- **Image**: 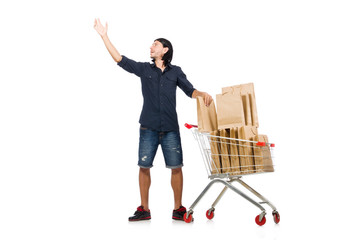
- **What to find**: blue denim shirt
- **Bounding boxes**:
[117,56,196,131]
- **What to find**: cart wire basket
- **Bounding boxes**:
[183,123,280,225]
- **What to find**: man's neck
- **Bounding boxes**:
[155,59,166,72]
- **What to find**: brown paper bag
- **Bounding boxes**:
[222,83,259,127]
[253,135,274,172]
[237,127,248,174]
[229,128,241,175]
[210,130,222,175]
[252,135,264,173]
[219,129,231,173]
[216,92,245,129]
[197,96,218,132]
[238,126,258,174]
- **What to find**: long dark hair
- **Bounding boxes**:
[153,38,173,66]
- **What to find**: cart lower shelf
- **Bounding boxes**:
[183,177,280,226]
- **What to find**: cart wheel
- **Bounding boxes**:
[272,211,280,224]
[255,215,266,226]
[183,212,193,223]
[206,209,214,220]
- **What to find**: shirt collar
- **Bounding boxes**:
[151,62,173,70]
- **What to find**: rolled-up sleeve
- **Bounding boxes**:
[177,68,196,98]
[117,56,146,77]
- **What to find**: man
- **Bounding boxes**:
[94,18,212,221]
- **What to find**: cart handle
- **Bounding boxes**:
[257,142,275,148]
[184,123,198,129]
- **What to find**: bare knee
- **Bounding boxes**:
[140,168,150,175]
[171,168,182,175]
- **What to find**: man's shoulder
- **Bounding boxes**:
[169,64,183,72]
[121,56,151,66]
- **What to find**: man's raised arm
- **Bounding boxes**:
[94,18,122,63]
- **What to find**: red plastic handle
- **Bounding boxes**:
[256,142,266,147]
[184,123,198,129]
[257,142,275,147]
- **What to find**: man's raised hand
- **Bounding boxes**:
[94,18,108,38]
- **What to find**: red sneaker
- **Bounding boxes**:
[129,206,151,221]
[172,206,186,220]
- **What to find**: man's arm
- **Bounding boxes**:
[192,90,213,107]
[176,68,213,107]
[94,18,122,63]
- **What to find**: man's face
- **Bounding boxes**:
[150,41,168,60]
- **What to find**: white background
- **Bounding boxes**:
[1,0,361,239]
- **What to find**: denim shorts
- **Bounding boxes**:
[138,126,183,169]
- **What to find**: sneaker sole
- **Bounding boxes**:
[129,217,151,221]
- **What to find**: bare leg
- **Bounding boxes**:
[171,168,183,210]
[139,168,151,211]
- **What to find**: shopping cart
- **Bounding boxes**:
[183,123,280,226]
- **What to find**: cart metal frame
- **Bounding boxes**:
[183,124,280,225]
